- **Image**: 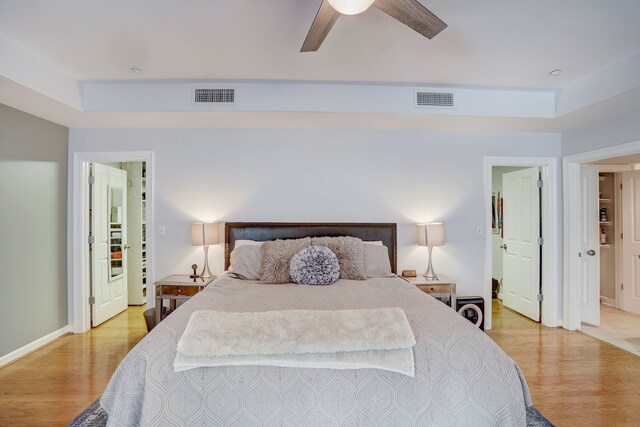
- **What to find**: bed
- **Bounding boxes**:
[101,222,532,426]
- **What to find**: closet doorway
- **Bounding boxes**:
[88,162,147,327]
[70,151,154,333]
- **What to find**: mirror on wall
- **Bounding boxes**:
[109,187,124,280]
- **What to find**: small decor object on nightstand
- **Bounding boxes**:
[191,222,219,278]
[190,264,198,280]
[416,222,445,280]
[401,269,417,278]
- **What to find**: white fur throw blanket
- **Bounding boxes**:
[174,308,416,376]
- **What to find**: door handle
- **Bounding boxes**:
[500,244,507,250]
[586,249,596,256]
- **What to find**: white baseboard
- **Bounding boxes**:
[600,296,616,307]
[0,325,71,368]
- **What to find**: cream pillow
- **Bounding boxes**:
[311,236,367,280]
[363,244,393,277]
[260,238,311,284]
[234,239,264,247]
[229,244,262,280]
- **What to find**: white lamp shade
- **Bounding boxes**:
[191,222,219,246]
[327,0,376,15]
[417,223,445,247]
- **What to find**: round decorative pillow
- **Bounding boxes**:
[289,245,340,285]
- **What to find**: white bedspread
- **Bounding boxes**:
[174,308,416,376]
[102,275,532,426]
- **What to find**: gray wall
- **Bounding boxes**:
[0,104,68,357]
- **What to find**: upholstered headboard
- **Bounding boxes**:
[225,222,397,273]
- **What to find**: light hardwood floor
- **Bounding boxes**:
[1,302,639,426]
[487,300,640,426]
[0,306,147,427]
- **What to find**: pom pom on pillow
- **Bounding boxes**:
[290,245,340,285]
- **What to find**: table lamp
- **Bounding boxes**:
[417,223,445,280]
[191,222,219,278]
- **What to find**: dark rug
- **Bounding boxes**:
[69,399,554,426]
[526,405,555,426]
[68,399,108,427]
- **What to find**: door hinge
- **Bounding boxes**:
[621,283,624,290]
[536,180,543,188]
[620,183,623,190]
[537,237,544,245]
[88,175,95,185]
[537,293,544,302]
[89,296,95,305]
[88,235,95,244]
[621,233,623,240]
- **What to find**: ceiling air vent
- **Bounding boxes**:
[415,91,454,108]
[193,88,235,104]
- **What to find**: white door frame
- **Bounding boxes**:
[68,151,155,333]
[563,139,640,330]
[484,156,560,330]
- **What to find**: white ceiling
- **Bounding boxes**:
[1,0,639,129]
[1,0,639,88]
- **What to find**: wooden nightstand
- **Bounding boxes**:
[407,275,456,306]
[154,275,215,324]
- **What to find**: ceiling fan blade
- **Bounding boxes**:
[301,0,341,52]
[374,0,447,39]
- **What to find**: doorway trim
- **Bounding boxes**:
[563,139,640,330]
[69,151,155,333]
[484,156,560,330]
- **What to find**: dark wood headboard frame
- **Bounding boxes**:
[225,222,397,273]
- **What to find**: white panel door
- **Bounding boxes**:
[502,167,541,321]
[622,170,640,315]
[580,165,600,326]
[91,163,128,327]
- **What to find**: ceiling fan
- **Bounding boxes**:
[301,0,447,52]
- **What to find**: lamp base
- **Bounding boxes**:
[423,245,438,281]
[199,245,214,278]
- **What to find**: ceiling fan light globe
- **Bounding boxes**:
[327,0,376,15]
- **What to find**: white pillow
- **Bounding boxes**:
[229,245,262,280]
[234,239,264,247]
[363,244,393,277]
[364,240,383,246]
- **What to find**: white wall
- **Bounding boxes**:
[69,128,560,299]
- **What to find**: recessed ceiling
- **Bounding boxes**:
[595,153,640,165]
[1,0,639,88]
